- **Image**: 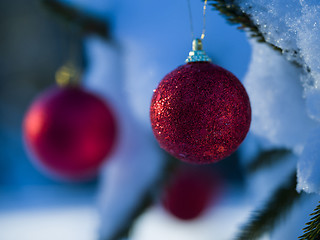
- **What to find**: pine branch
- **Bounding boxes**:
[209,0,282,53]
[246,149,292,174]
[299,201,320,240]
[42,0,111,39]
[209,0,305,69]
[108,191,154,240]
[235,171,301,240]
[105,154,180,240]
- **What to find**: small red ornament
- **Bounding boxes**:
[162,165,223,220]
[23,86,117,180]
[150,39,251,164]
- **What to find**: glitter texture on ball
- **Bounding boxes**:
[23,86,117,180]
[150,62,251,164]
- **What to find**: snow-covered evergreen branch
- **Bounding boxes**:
[209,0,281,52]
[210,0,304,69]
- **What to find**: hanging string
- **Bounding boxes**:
[201,0,208,40]
[55,27,82,86]
[186,0,208,40]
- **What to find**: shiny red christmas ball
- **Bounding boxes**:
[23,86,117,180]
[150,62,251,164]
[162,165,223,220]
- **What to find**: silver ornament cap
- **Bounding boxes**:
[185,38,211,63]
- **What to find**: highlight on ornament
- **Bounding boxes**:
[150,39,251,164]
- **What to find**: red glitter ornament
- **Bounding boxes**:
[23,86,117,180]
[150,39,251,164]
[162,165,223,220]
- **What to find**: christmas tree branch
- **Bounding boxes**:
[108,191,154,240]
[106,155,180,240]
[299,201,320,240]
[235,171,301,240]
[209,0,304,69]
[209,0,281,53]
[42,0,111,39]
[246,149,292,174]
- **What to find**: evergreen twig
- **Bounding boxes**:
[108,191,153,240]
[235,171,301,240]
[42,0,111,39]
[105,154,180,240]
[299,201,320,240]
[209,0,281,53]
[209,0,305,69]
[247,149,292,174]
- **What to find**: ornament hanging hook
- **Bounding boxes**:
[185,0,211,63]
[55,26,82,87]
[187,0,208,40]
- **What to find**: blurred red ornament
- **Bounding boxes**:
[150,61,251,164]
[162,165,223,220]
[23,86,117,181]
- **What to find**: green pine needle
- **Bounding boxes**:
[209,0,281,52]
[235,171,301,240]
[299,202,320,240]
[247,149,292,174]
[209,0,305,69]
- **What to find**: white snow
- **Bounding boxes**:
[236,0,320,195]
[297,127,320,193]
[244,40,316,152]
[0,206,98,240]
[305,89,320,121]
[0,187,98,240]
[295,4,320,90]
[237,0,320,120]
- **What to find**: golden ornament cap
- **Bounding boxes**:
[185,38,211,63]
